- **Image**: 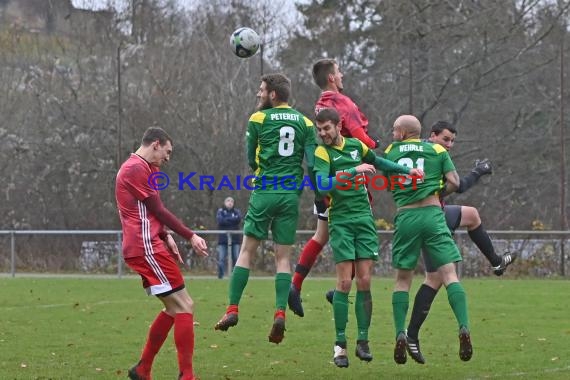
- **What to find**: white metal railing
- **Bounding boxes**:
[0,229,569,278]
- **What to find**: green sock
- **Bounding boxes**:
[446,282,469,329]
[333,290,349,343]
[228,266,249,305]
[392,291,409,339]
[355,290,372,341]
[275,272,292,310]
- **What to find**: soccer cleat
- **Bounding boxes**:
[493,250,518,276]
[325,289,335,304]
[458,326,473,361]
[406,336,425,364]
[333,344,349,368]
[128,361,150,380]
[268,316,286,344]
[288,285,304,317]
[214,312,238,331]
[393,332,407,364]
[355,340,373,362]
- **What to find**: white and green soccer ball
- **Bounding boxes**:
[230,27,261,58]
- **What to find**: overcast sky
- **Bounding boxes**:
[72,0,127,11]
[71,0,301,12]
[71,0,192,11]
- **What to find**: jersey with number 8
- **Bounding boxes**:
[246,105,315,193]
[384,139,456,207]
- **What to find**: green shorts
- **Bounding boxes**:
[243,191,300,245]
[329,215,379,263]
[392,206,461,270]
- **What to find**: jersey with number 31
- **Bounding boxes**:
[246,105,315,193]
[384,138,455,207]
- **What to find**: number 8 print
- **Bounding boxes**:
[278,126,295,156]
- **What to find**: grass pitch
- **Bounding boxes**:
[0,276,569,379]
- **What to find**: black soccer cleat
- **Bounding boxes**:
[214,312,238,331]
[288,285,304,317]
[493,250,518,276]
[393,332,407,364]
[325,289,335,304]
[406,335,425,364]
[127,361,148,380]
[268,316,286,344]
[355,340,373,362]
[459,326,473,361]
[333,344,349,368]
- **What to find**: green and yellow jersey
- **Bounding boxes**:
[246,105,316,193]
[384,139,455,207]
[314,137,410,221]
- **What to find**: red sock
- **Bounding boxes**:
[174,313,195,380]
[274,309,286,319]
[226,304,238,314]
[139,311,174,375]
[292,239,324,291]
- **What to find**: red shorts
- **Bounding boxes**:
[125,251,185,296]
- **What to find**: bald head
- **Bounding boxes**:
[393,115,421,140]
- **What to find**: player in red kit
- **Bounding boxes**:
[288,58,380,317]
[116,127,208,380]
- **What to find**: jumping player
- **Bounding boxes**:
[288,58,380,317]
[383,115,473,365]
[214,73,316,344]
[313,108,422,367]
[405,121,517,364]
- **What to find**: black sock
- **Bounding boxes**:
[294,264,310,276]
[468,224,501,266]
[335,341,347,349]
[407,284,438,340]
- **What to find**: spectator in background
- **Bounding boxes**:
[216,197,242,279]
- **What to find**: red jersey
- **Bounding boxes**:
[115,154,167,258]
[315,91,377,149]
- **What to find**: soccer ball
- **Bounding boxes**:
[230,27,261,58]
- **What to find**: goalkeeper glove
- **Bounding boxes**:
[314,197,330,214]
[369,134,381,149]
[472,158,493,177]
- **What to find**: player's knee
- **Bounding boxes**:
[176,297,194,314]
[424,272,443,290]
[163,290,194,314]
[461,206,481,229]
[336,278,352,293]
[355,275,371,290]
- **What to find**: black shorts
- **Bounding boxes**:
[422,205,462,272]
[443,205,462,232]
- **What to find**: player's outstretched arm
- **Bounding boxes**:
[314,164,375,197]
[361,148,414,175]
[456,158,493,193]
